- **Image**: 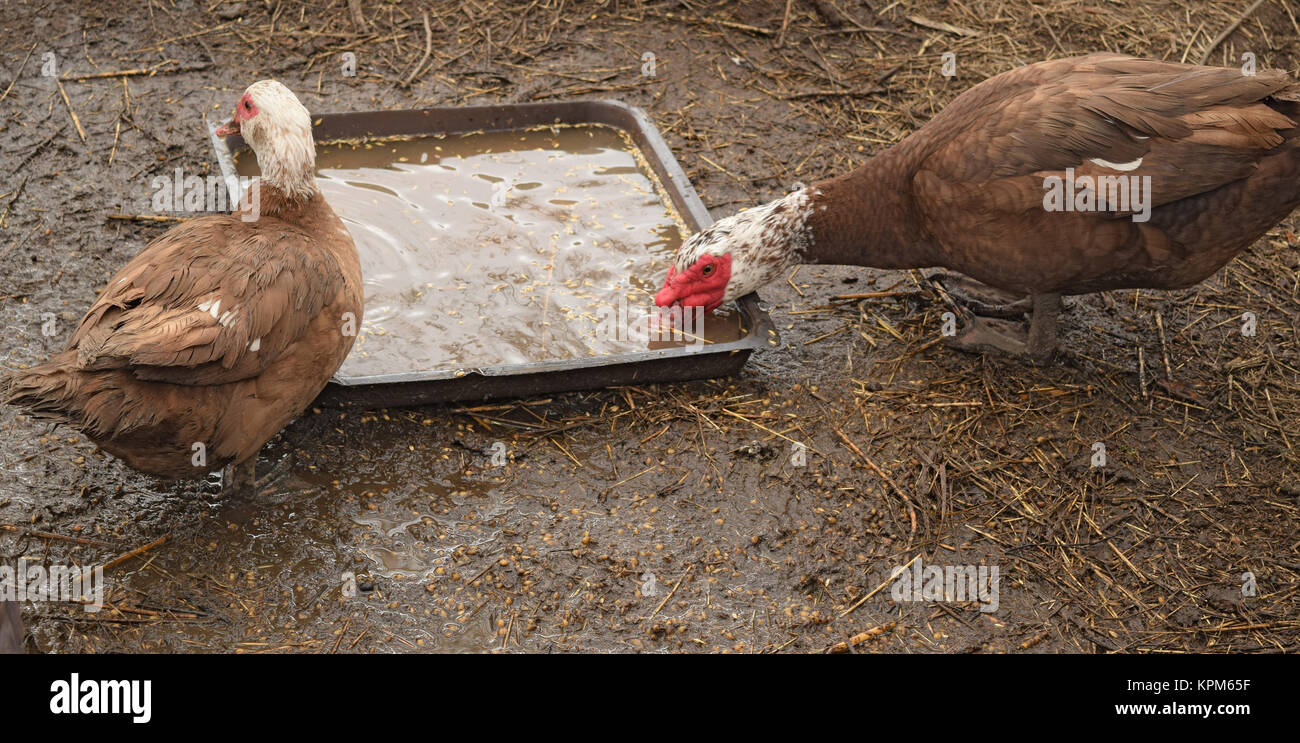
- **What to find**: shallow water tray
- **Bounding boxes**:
[209,99,775,408]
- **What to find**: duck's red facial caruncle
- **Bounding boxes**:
[654,253,732,313]
[216,93,259,137]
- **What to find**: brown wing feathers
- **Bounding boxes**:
[71,219,343,386]
[1,196,360,478]
[923,54,1298,209]
[983,58,1293,180]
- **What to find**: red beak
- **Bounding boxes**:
[215,117,240,137]
[654,266,679,307]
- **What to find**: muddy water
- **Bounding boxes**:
[84,433,527,653]
[235,125,745,378]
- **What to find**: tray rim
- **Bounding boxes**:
[207,98,777,390]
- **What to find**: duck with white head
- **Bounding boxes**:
[656,53,1300,364]
[216,80,317,206]
[3,80,363,492]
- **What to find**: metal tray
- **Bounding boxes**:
[208,99,776,408]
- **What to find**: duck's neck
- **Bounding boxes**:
[248,133,317,214]
[796,146,935,270]
[238,181,321,219]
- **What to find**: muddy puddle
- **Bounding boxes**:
[95,431,539,653]
[235,125,746,378]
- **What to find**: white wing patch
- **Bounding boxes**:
[199,297,239,327]
[1089,157,1144,172]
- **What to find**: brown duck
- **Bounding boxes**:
[3,81,363,483]
[656,53,1300,363]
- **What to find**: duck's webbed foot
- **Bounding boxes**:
[219,451,298,497]
[943,293,1061,365]
[927,271,1033,318]
[219,459,256,498]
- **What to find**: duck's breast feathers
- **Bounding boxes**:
[71,215,354,386]
[913,53,1299,201]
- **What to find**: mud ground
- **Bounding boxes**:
[1,1,1298,653]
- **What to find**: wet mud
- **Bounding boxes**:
[1,1,1298,654]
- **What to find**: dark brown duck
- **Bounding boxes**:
[656,53,1300,362]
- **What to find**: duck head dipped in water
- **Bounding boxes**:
[657,53,1300,364]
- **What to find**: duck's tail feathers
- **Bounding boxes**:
[2,353,146,439]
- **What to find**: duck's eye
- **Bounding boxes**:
[701,264,715,277]
[244,99,252,110]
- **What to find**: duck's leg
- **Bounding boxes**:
[1025,292,1062,364]
[944,292,1061,365]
